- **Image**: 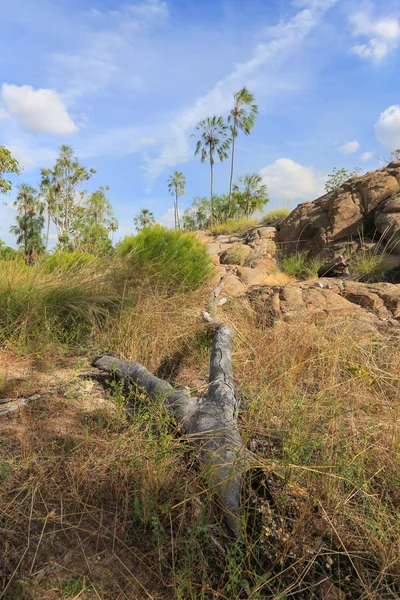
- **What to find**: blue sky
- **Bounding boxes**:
[1,0,400,246]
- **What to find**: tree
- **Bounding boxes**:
[73,186,118,254]
[9,184,45,264]
[167,171,186,229]
[227,87,258,214]
[40,145,96,249]
[182,197,211,231]
[0,146,21,198]
[134,208,155,231]
[192,116,230,224]
[233,173,269,218]
[325,167,362,193]
[390,149,400,161]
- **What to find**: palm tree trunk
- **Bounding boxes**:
[228,126,236,217]
[45,211,50,251]
[210,150,214,226]
[175,190,178,229]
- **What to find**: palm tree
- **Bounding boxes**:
[192,116,230,224]
[10,184,45,263]
[167,171,186,229]
[233,173,269,219]
[228,88,258,214]
[134,208,155,231]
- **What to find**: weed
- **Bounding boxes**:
[279,250,322,280]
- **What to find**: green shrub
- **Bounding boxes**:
[261,209,290,227]
[208,218,258,237]
[117,225,214,291]
[40,251,97,274]
[279,251,322,280]
[0,246,23,261]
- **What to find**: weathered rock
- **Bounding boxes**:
[248,279,400,329]
[236,266,273,287]
[277,161,400,257]
[318,256,349,278]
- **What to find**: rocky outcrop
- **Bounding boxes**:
[277,161,400,257]
[248,279,400,330]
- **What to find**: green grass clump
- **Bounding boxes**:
[220,244,249,265]
[279,250,322,280]
[40,251,97,274]
[0,259,117,352]
[208,218,258,236]
[349,251,386,282]
[117,225,214,291]
[261,209,290,226]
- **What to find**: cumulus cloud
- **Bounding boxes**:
[339,139,360,154]
[350,12,400,62]
[375,105,400,151]
[1,84,78,135]
[6,145,34,170]
[360,151,374,161]
[259,158,326,202]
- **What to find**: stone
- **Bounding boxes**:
[318,256,349,278]
[277,161,400,257]
[220,244,251,265]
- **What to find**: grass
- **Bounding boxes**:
[208,218,258,237]
[279,250,322,280]
[260,208,290,226]
[0,246,399,598]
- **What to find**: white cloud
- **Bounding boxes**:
[158,207,182,228]
[349,12,400,62]
[375,105,400,151]
[144,0,338,179]
[259,158,326,202]
[360,151,374,161]
[339,139,360,154]
[1,84,78,135]
[0,106,9,121]
[6,145,34,170]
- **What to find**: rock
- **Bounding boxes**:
[318,256,349,278]
[221,272,248,297]
[317,579,346,600]
[375,212,400,254]
[236,266,273,287]
[277,161,400,257]
[248,279,400,329]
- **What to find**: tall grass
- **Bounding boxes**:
[208,218,258,236]
[279,250,322,280]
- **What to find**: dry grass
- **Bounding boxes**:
[0,285,399,599]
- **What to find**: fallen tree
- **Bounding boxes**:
[93,324,253,536]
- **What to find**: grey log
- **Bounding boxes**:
[93,324,252,536]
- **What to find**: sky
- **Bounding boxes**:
[1,0,400,247]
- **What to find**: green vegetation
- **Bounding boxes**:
[228,86,258,209]
[0,145,20,196]
[233,172,269,218]
[117,225,214,291]
[279,250,322,280]
[192,115,231,223]
[208,217,258,236]
[167,170,186,229]
[325,166,362,192]
[261,208,290,226]
[133,207,155,231]
[10,184,45,263]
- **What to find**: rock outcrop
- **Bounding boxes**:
[277,161,400,257]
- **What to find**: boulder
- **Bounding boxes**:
[318,256,349,278]
[277,162,400,257]
[220,244,251,265]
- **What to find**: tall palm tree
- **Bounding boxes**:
[192,116,230,224]
[167,171,186,229]
[10,184,45,263]
[233,173,269,219]
[134,208,155,231]
[228,88,258,214]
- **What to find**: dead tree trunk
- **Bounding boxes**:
[93,324,252,536]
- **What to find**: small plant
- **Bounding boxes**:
[350,250,386,282]
[220,244,249,265]
[279,250,322,280]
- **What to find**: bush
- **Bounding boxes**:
[40,251,97,274]
[261,209,290,227]
[0,246,23,261]
[208,218,258,237]
[279,250,322,280]
[117,225,214,291]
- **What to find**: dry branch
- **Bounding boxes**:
[93,324,252,536]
